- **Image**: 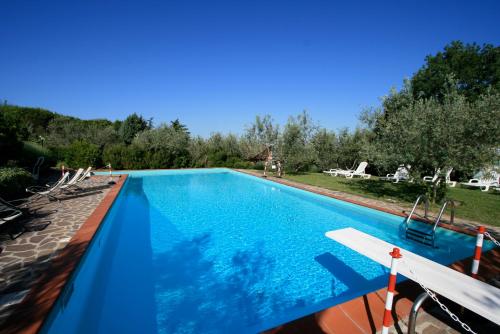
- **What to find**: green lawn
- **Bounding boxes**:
[257,171,499,227]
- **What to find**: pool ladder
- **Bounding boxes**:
[404,195,455,248]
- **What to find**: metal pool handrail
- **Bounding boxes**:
[404,194,429,229]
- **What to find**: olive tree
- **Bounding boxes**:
[282,111,317,173]
[363,79,500,201]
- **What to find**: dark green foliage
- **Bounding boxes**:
[0,111,24,165]
[0,167,34,199]
[171,119,190,135]
[45,116,119,148]
[412,41,500,101]
[120,113,150,144]
[65,140,101,168]
[19,142,55,171]
[0,104,56,140]
[102,144,127,170]
[121,145,146,170]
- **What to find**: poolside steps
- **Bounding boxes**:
[405,226,435,247]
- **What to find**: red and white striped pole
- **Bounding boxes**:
[471,226,485,279]
[382,247,402,334]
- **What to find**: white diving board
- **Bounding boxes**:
[325,227,500,326]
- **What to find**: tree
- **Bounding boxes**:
[170,119,190,135]
[133,123,190,168]
[120,113,150,144]
[411,41,500,101]
[241,115,279,159]
[311,129,337,171]
[363,79,500,201]
[282,111,317,173]
[0,111,24,165]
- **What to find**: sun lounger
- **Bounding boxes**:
[423,167,456,187]
[461,175,499,192]
[78,166,93,181]
[423,168,440,183]
[60,168,84,191]
[337,161,371,179]
[0,197,33,239]
[322,169,342,176]
[26,172,69,202]
[444,167,456,187]
[380,164,412,183]
[0,196,51,239]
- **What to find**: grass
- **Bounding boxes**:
[252,170,499,227]
[22,141,52,158]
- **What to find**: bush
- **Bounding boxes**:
[254,161,265,170]
[102,144,126,170]
[121,145,146,169]
[65,140,101,168]
[19,141,56,171]
[0,167,34,199]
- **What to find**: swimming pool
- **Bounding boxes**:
[42,169,493,333]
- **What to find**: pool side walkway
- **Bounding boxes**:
[0,175,125,333]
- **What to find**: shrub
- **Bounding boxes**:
[0,167,34,199]
[19,141,56,171]
[254,161,265,170]
[121,145,146,170]
[102,144,126,170]
[65,140,101,168]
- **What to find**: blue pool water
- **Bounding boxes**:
[43,169,493,333]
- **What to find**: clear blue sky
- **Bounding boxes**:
[1,1,499,136]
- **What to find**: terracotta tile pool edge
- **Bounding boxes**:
[2,175,128,334]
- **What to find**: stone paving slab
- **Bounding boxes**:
[0,176,113,326]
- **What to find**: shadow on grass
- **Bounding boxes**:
[346,179,426,203]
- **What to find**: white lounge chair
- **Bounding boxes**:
[422,167,456,187]
[423,168,441,183]
[444,167,456,187]
[64,167,93,191]
[0,198,24,239]
[461,174,499,192]
[338,161,371,179]
[60,168,84,191]
[381,164,412,183]
[0,198,23,225]
[323,168,341,176]
[26,172,69,202]
[78,166,93,182]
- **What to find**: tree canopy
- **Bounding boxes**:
[411,41,500,101]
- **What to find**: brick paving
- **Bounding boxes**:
[0,176,114,327]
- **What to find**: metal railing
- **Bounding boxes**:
[433,199,455,232]
[404,194,429,229]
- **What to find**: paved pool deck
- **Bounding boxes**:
[0,175,123,332]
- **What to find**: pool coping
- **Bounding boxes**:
[2,168,496,334]
[2,174,128,334]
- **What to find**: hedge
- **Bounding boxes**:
[0,167,34,200]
